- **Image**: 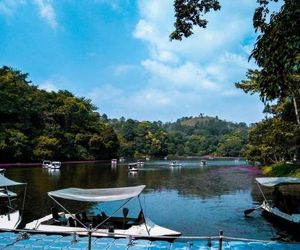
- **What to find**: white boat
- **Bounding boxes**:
[128,163,139,172]
[49,161,61,169]
[200,160,207,166]
[42,160,52,168]
[25,185,181,238]
[169,161,182,167]
[137,160,144,167]
[0,174,27,230]
[246,177,300,233]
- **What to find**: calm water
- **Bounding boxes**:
[3,160,294,240]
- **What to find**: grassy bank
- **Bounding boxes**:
[262,162,300,177]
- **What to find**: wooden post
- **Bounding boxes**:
[88,224,92,250]
[219,230,223,250]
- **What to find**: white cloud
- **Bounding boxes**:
[0,0,25,16]
[129,0,263,123]
[114,64,139,76]
[39,80,59,92]
[34,0,58,29]
[141,60,217,90]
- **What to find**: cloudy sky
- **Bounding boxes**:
[0,0,267,124]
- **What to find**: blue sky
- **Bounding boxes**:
[0,0,269,124]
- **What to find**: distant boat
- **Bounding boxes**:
[42,160,61,169]
[200,160,207,166]
[169,161,182,167]
[111,159,117,164]
[137,160,144,167]
[42,160,52,168]
[49,161,61,169]
[128,163,139,172]
[119,157,125,162]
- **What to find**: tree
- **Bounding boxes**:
[237,1,300,126]
[170,0,221,40]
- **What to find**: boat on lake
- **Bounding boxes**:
[25,185,181,238]
[42,161,61,169]
[169,161,182,167]
[253,177,300,233]
[42,160,52,168]
[50,161,61,169]
[137,160,144,167]
[0,174,27,230]
[128,163,139,172]
[200,160,207,166]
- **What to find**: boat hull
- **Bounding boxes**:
[0,210,21,230]
[25,214,181,239]
[261,202,300,239]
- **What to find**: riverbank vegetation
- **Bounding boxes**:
[0,66,248,162]
[171,0,300,175]
[0,66,119,162]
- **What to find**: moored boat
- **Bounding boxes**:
[25,185,181,238]
[0,174,27,230]
[248,177,300,233]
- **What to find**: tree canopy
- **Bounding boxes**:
[0,66,119,162]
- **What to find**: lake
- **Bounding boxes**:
[3,160,296,240]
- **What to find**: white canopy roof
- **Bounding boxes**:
[48,185,146,202]
[0,174,25,187]
[256,177,300,187]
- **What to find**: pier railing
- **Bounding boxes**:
[0,228,298,250]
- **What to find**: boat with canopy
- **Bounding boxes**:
[245,177,300,233]
[25,185,181,238]
[0,174,27,230]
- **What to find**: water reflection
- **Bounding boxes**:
[3,160,297,240]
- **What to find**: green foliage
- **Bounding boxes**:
[170,0,221,40]
[0,66,119,162]
[263,162,300,177]
[243,118,299,165]
[235,1,300,166]
[111,115,248,158]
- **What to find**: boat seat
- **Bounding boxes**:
[51,207,67,225]
[68,217,75,227]
[75,213,83,227]
[81,211,92,226]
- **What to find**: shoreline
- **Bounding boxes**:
[0,160,108,167]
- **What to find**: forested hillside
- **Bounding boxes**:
[0,66,249,162]
[0,66,119,162]
[110,116,248,158]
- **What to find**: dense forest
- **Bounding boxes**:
[110,116,248,158]
[0,66,119,162]
[0,66,249,162]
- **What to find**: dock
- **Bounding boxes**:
[0,231,300,249]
